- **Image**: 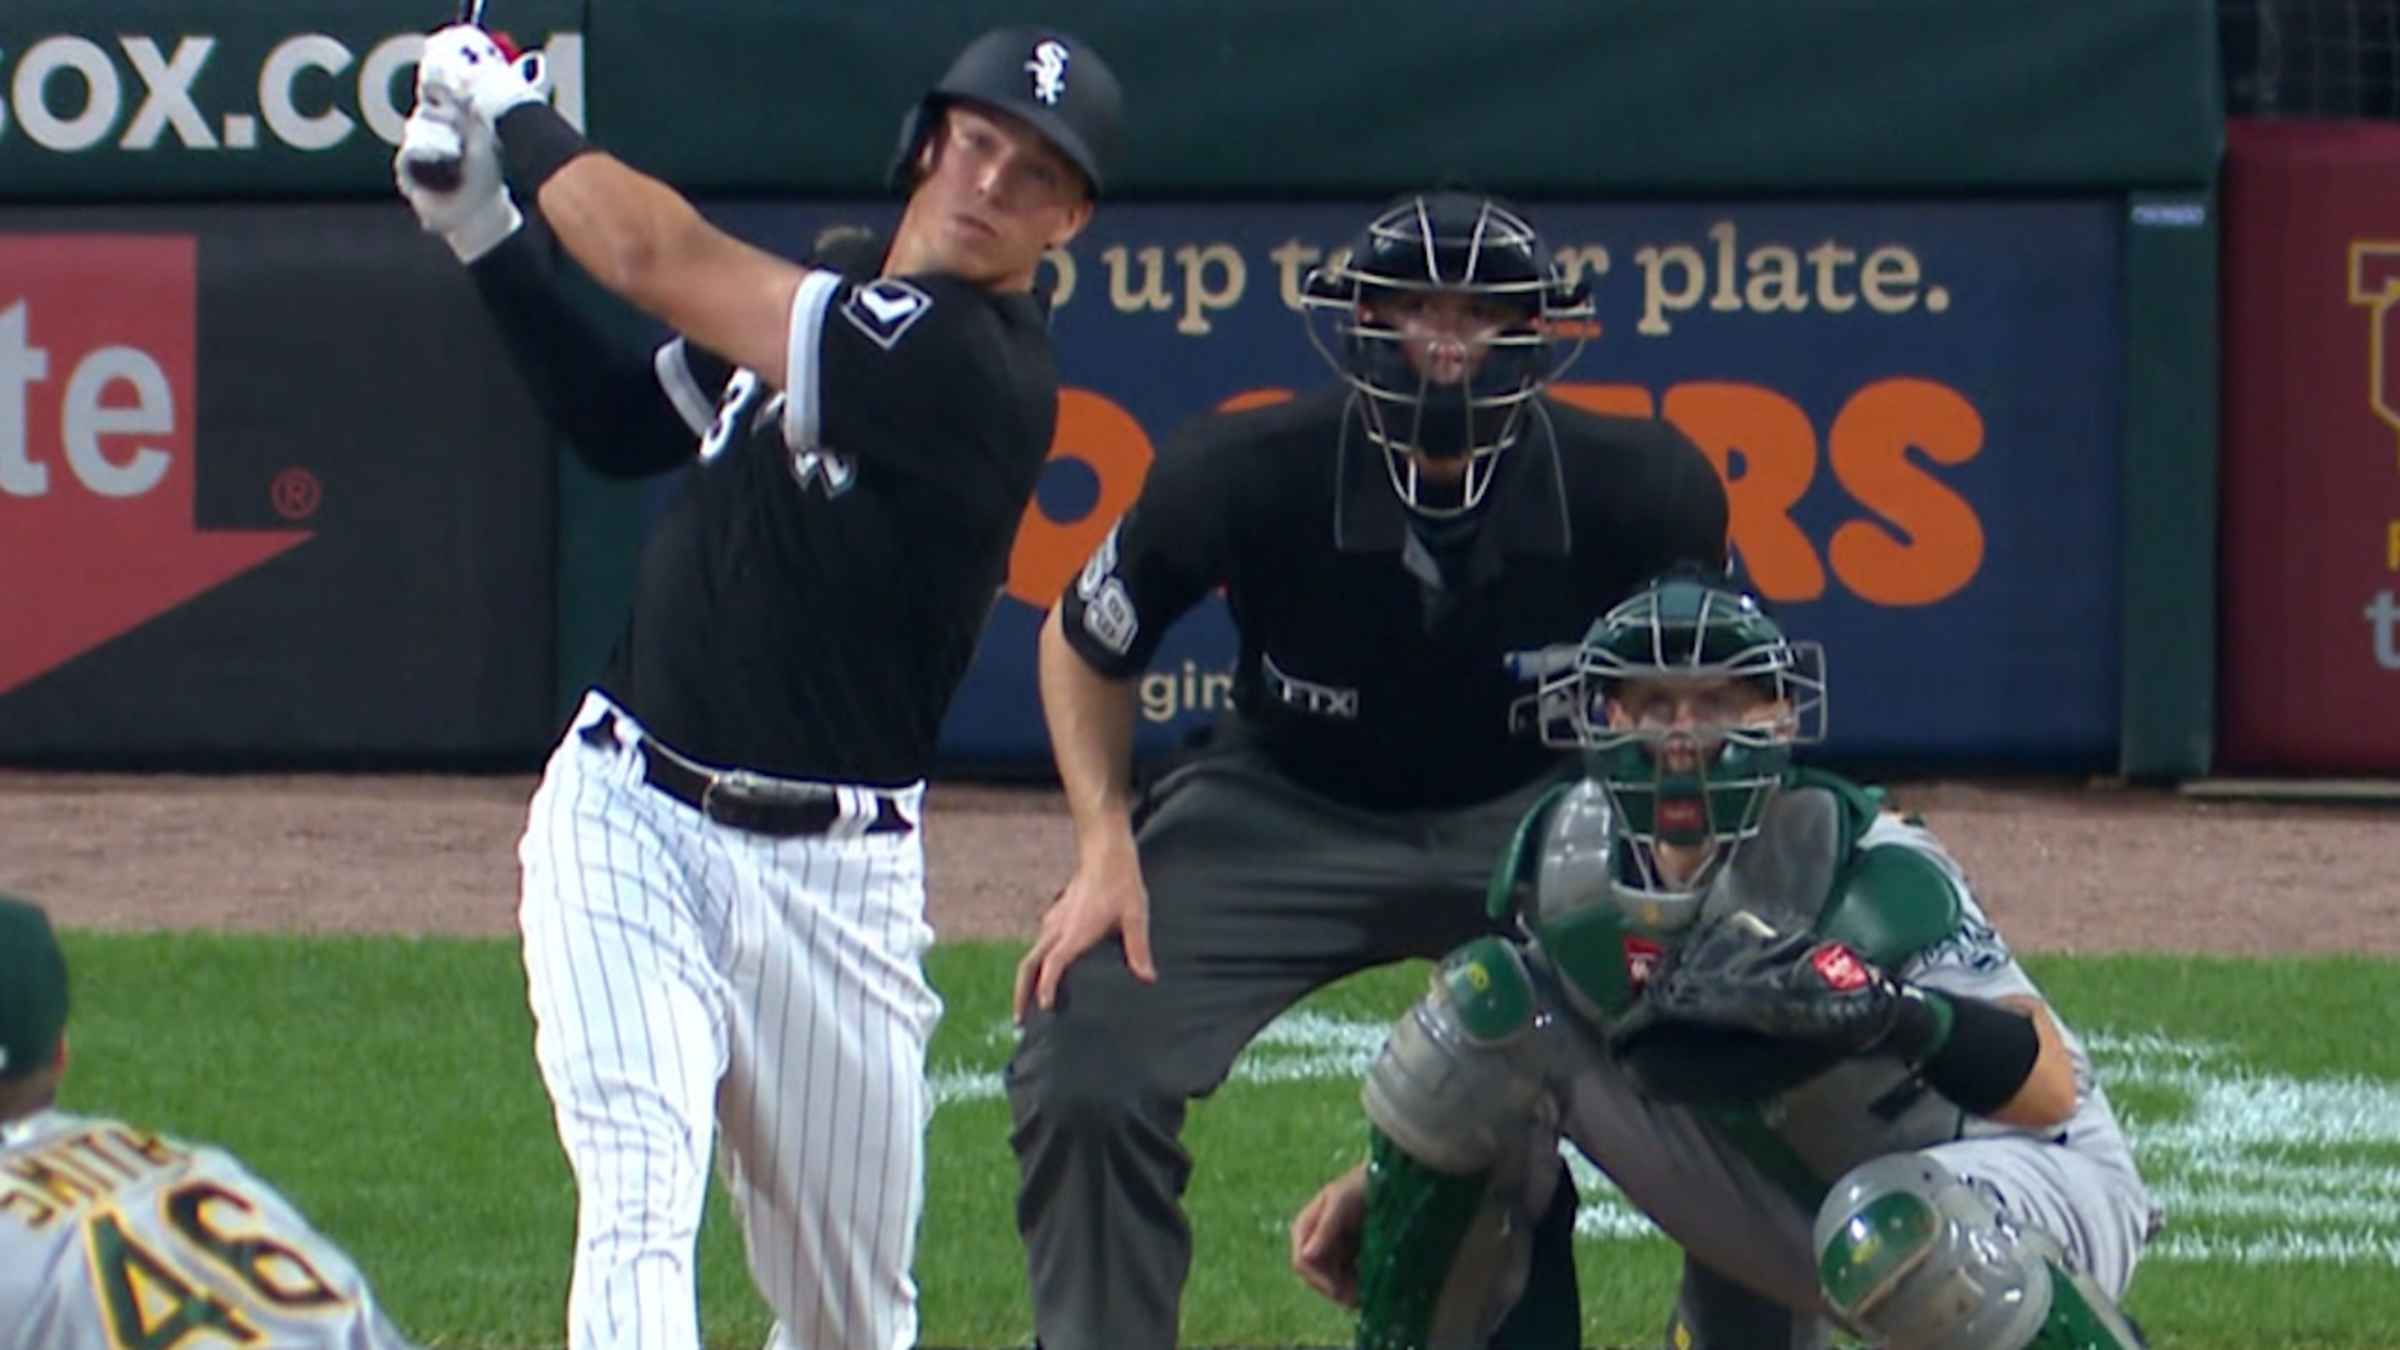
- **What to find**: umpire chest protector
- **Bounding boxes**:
[1057,387,1725,811]
[1506,771,1975,1198]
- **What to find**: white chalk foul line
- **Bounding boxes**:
[931,1015,2400,1266]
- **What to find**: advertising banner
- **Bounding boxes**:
[0,1,585,202]
[0,3,2216,203]
[2218,121,2400,773]
[0,207,557,760]
[618,198,2127,768]
[588,1,2216,198]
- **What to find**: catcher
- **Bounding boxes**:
[1287,569,2161,1349]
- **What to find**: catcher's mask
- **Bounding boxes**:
[1533,571,1827,926]
[1301,192,1591,519]
[888,27,1124,198]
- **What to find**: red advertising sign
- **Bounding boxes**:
[0,235,309,697]
[2219,122,2400,772]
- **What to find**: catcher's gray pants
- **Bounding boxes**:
[1006,741,1573,1350]
[1667,1256,1832,1349]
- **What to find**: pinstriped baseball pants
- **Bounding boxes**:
[518,693,940,1350]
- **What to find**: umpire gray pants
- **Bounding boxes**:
[1005,738,1567,1350]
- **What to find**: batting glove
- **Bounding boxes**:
[394,88,520,264]
[416,23,550,125]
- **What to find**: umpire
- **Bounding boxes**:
[1008,191,1731,1349]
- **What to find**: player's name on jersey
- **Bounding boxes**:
[0,1124,188,1229]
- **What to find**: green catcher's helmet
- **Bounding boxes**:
[1531,570,1826,923]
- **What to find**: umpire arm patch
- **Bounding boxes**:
[1080,579,1138,655]
[842,278,935,350]
[1076,523,1122,601]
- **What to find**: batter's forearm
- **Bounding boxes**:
[496,103,796,378]
[468,219,698,477]
[533,154,709,313]
[492,102,671,308]
[1038,605,1139,854]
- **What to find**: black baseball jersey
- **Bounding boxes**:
[1058,388,1728,811]
[474,229,1058,783]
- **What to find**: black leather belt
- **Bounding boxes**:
[580,712,912,838]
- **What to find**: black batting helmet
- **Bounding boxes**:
[888,27,1125,197]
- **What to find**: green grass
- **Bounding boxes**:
[46,934,2400,1347]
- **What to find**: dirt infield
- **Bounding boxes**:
[2,770,2395,954]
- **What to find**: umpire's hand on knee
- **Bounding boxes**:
[1012,831,1155,1022]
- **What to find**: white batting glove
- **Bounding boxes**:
[416,23,550,125]
[394,87,520,264]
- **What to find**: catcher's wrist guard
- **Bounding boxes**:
[1893,988,2039,1117]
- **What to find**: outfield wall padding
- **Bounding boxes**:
[2216,120,2400,774]
[0,210,557,761]
[2,1,2218,202]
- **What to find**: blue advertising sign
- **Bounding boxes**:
[677,199,2125,768]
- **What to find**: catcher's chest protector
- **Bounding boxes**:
[1540,783,1979,1201]
[1531,785,1848,1025]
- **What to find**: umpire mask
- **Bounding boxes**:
[1303,192,1591,518]
[1532,571,1827,914]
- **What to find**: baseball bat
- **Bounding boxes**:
[401,0,490,192]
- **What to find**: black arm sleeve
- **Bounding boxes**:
[1888,988,2044,1117]
[466,212,722,478]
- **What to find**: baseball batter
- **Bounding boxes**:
[1290,572,2162,1349]
[395,23,1124,1350]
[0,894,419,1349]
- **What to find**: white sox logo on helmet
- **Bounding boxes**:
[1025,40,1069,105]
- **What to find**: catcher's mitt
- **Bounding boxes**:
[1607,910,1903,1106]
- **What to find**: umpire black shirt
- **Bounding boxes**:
[1057,387,1728,811]
[474,228,1058,784]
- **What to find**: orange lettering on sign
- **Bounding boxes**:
[1826,378,1986,605]
[1660,382,1826,601]
[1006,389,1153,608]
[1000,378,1992,613]
[1546,383,1657,419]
[1216,388,1295,414]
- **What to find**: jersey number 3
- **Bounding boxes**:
[699,370,775,462]
[83,1181,345,1348]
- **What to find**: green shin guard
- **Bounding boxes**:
[2027,1261,2147,1350]
[1355,1130,1531,1350]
